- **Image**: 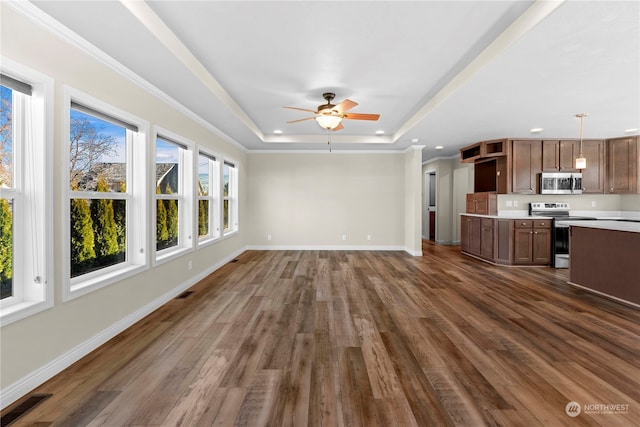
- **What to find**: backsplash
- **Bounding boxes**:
[497,194,639,212]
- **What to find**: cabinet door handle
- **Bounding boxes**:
[530,231,533,234]
[534,231,538,234]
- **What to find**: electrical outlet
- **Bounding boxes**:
[591,201,596,207]
[342,234,347,241]
[367,234,372,241]
[188,260,192,271]
[513,200,519,207]
[506,200,513,207]
[267,234,272,241]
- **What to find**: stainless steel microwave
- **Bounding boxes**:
[539,172,582,194]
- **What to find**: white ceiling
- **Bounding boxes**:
[27,1,640,161]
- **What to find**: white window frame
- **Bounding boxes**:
[0,59,54,326]
[196,148,221,247]
[62,87,149,301]
[153,128,194,265]
[222,159,239,237]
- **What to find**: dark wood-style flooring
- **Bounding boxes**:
[4,241,640,426]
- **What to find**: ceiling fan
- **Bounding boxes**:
[284,92,380,131]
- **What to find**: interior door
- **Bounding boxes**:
[425,171,436,241]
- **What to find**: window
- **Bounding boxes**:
[223,160,238,235]
[154,132,193,261]
[197,150,220,245]
[64,88,147,300]
[0,61,53,325]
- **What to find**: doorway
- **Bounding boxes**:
[424,171,436,241]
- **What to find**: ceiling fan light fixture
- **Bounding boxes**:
[315,114,342,130]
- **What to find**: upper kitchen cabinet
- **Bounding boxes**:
[542,140,579,172]
[466,192,497,215]
[580,139,606,193]
[511,140,541,194]
[606,136,639,194]
[460,139,507,163]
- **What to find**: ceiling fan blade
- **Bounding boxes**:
[284,106,319,114]
[287,117,315,124]
[343,113,380,121]
[334,99,358,114]
[332,123,344,131]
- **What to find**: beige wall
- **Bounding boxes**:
[246,152,406,248]
[1,5,247,392]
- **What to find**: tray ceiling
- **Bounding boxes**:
[22,1,640,161]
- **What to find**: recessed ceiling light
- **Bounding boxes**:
[376,130,384,135]
[624,128,638,133]
[274,129,283,134]
[411,138,419,143]
[530,128,544,133]
[435,145,444,150]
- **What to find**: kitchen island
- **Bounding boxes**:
[567,220,640,307]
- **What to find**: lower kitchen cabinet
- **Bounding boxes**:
[461,215,495,262]
[461,216,481,255]
[513,219,551,264]
[461,216,551,266]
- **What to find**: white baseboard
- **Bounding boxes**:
[0,247,245,410]
[246,244,406,251]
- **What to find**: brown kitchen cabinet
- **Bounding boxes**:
[461,215,482,256]
[606,136,639,194]
[511,140,542,194]
[542,140,579,172]
[460,139,507,163]
[512,219,551,265]
[461,216,550,266]
[466,192,497,215]
[461,215,494,261]
[580,139,606,193]
[480,218,495,260]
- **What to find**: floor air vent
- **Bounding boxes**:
[176,291,194,299]
[1,393,52,426]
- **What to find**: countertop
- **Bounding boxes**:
[563,220,640,233]
[460,213,553,219]
[460,214,640,232]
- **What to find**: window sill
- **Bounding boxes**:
[66,263,148,302]
[0,299,54,327]
[154,246,193,267]
[197,236,221,249]
[222,230,239,240]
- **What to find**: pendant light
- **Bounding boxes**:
[315,113,342,130]
[575,113,588,169]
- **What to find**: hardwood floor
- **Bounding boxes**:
[4,241,640,426]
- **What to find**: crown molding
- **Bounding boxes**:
[5,0,248,153]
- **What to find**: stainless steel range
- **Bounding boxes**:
[529,202,597,268]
